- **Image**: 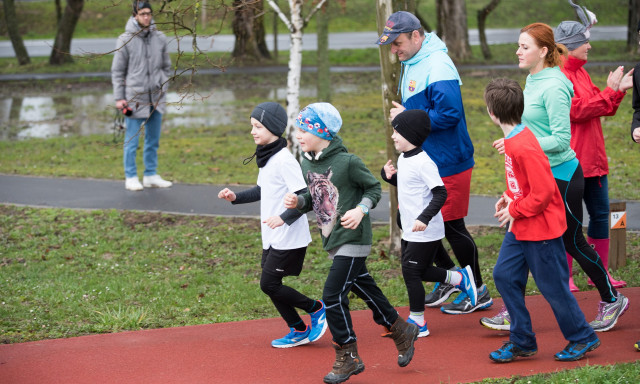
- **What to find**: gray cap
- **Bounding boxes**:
[555,21,589,51]
[251,102,287,137]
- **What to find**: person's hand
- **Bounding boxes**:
[495,195,507,213]
[494,200,514,231]
[383,160,397,179]
[492,137,505,155]
[389,101,406,122]
[218,188,236,202]
[411,219,427,232]
[264,215,285,229]
[115,99,128,110]
[341,207,364,230]
[283,193,298,209]
[633,127,640,143]
[607,66,625,91]
[619,67,635,92]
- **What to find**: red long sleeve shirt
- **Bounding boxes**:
[504,126,567,241]
[560,55,627,178]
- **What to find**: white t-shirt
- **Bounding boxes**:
[257,148,312,250]
[397,151,445,242]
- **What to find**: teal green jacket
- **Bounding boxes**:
[522,66,577,168]
[298,136,381,251]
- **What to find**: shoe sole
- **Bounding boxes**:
[271,337,310,348]
[554,339,601,361]
[323,364,365,384]
[425,288,460,307]
[310,321,328,342]
[417,329,430,338]
[441,298,494,315]
[480,318,510,331]
[591,297,630,332]
[489,349,537,363]
[398,325,419,367]
[142,184,171,188]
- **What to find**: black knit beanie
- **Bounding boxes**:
[392,109,431,147]
[133,1,152,15]
[251,102,287,137]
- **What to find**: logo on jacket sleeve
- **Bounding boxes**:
[408,80,416,92]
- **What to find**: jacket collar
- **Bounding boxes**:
[563,54,586,72]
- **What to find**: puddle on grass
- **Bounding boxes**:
[0,78,358,141]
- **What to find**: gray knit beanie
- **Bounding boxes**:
[251,102,287,137]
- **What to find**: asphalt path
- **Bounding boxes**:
[0,26,627,58]
[1,174,638,230]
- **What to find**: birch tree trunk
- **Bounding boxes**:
[285,0,304,157]
[266,0,327,158]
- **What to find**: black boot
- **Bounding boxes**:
[390,317,419,367]
[323,341,365,384]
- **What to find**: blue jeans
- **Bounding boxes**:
[123,108,163,178]
[493,232,596,350]
[583,175,610,239]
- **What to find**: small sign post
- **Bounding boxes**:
[609,202,626,270]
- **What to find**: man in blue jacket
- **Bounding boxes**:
[377,11,492,314]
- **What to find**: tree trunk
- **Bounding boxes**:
[284,0,304,158]
[628,0,640,53]
[232,0,271,62]
[55,0,63,26]
[438,0,471,62]
[3,0,31,65]
[49,0,84,65]
[316,1,330,102]
[377,0,418,257]
[478,0,501,60]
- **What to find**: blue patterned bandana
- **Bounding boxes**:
[296,103,342,141]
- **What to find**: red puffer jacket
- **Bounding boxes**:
[560,55,627,178]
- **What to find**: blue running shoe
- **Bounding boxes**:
[456,265,477,307]
[554,338,601,361]
[489,341,537,363]
[271,326,311,348]
[407,317,430,338]
[309,300,328,342]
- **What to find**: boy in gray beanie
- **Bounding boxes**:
[218,101,327,348]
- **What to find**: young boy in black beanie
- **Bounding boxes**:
[381,109,478,337]
[218,101,327,348]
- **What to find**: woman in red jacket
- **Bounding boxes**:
[554,17,633,292]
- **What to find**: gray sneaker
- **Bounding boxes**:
[440,284,493,315]
[480,305,511,331]
[589,293,630,332]
[425,282,460,307]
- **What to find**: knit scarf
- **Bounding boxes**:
[243,137,288,168]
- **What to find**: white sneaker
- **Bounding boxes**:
[143,174,172,188]
[125,177,143,191]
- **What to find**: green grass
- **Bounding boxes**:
[0,0,631,40]
[2,67,640,200]
[1,205,639,382]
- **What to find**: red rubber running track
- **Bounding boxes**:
[1,288,639,383]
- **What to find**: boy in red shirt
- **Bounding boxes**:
[484,78,599,363]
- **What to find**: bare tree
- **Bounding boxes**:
[437,0,471,62]
[477,0,501,60]
[266,0,328,157]
[376,0,417,257]
[232,0,271,62]
[316,1,330,102]
[49,0,85,65]
[628,0,640,53]
[3,0,30,65]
